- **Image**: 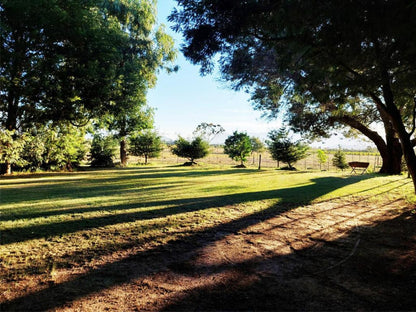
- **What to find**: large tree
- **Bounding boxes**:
[170,0,416,193]
[100,4,176,166]
[1,0,176,170]
[1,0,118,130]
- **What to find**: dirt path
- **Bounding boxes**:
[3,198,415,311]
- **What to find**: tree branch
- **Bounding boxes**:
[410,97,416,136]
[336,115,387,153]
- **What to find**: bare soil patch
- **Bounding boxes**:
[3,196,415,311]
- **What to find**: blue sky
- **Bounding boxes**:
[147,0,371,148]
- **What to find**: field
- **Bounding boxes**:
[151,146,383,172]
[1,165,415,311]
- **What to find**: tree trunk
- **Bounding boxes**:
[145,154,148,165]
[120,139,128,167]
[378,137,402,174]
[379,72,416,193]
[340,115,401,174]
[388,115,416,193]
[3,161,12,175]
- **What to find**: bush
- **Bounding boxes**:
[89,134,117,167]
[2,124,88,173]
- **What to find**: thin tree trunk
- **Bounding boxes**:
[120,139,127,167]
[258,154,262,170]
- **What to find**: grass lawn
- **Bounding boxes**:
[1,165,415,311]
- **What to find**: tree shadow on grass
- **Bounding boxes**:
[5,206,415,311]
[0,167,260,207]
[160,210,416,311]
[1,175,377,245]
[1,173,390,311]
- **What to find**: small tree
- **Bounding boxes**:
[129,131,163,164]
[267,128,309,170]
[332,149,349,171]
[317,149,328,171]
[0,129,27,174]
[193,122,225,143]
[224,131,252,167]
[89,134,117,167]
[171,136,209,165]
[250,136,265,164]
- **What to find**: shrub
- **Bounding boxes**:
[332,149,349,170]
[89,134,117,167]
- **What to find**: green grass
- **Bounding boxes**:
[1,165,414,286]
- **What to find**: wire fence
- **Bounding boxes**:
[130,147,382,173]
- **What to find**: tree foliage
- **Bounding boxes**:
[267,129,309,170]
[129,131,163,164]
[223,131,252,167]
[0,129,27,173]
[1,0,176,172]
[1,123,87,173]
[1,0,175,132]
[171,136,209,164]
[170,0,416,192]
[89,134,117,168]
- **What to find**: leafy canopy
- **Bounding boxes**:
[1,0,176,131]
[317,149,328,166]
[89,134,117,168]
[170,0,416,192]
[171,136,209,164]
[250,137,265,154]
[223,131,252,166]
[193,122,225,143]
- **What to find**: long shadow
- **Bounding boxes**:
[1,176,374,245]
[0,167,259,205]
[1,174,380,310]
[0,167,258,186]
[0,183,187,222]
[160,210,416,311]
